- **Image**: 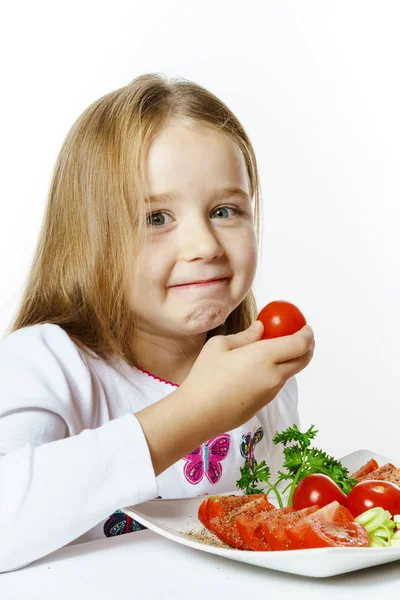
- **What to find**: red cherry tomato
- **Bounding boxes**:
[346,480,400,518]
[292,473,348,511]
[257,300,307,339]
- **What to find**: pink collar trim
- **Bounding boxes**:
[136,366,179,388]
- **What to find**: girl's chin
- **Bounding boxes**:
[181,315,228,336]
[177,299,242,334]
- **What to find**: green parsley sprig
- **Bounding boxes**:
[236,424,358,506]
[236,460,284,508]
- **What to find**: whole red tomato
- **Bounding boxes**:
[346,480,400,518]
[292,473,348,510]
[257,300,307,339]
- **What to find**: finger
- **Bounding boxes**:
[257,325,314,364]
[276,345,315,380]
[223,320,264,351]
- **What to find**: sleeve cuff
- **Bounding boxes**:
[120,413,159,504]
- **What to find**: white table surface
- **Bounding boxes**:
[1,528,399,600]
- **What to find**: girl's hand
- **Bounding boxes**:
[136,320,314,476]
[180,320,314,435]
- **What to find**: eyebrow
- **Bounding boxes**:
[147,187,251,204]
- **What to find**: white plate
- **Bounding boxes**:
[123,449,400,578]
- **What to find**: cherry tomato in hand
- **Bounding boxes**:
[292,473,348,510]
[257,300,307,339]
[346,480,400,518]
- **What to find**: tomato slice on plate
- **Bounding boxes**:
[286,501,354,550]
[198,497,210,528]
[198,494,265,529]
[304,521,369,548]
[235,510,273,551]
[210,497,275,549]
[351,458,379,480]
[235,506,289,551]
[207,494,265,523]
[262,506,319,551]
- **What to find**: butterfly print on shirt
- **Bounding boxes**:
[182,434,231,485]
[104,498,162,537]
[240,427,264,471]
[103,509,146,537]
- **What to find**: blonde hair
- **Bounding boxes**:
[8,73,262,366]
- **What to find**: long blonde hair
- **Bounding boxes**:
[8,73,262,366]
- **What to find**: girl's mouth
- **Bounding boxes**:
[171,278,228,290]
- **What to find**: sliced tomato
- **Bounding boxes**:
[357,463,397,482]
[242,507,297,551]
[235,506,283,551]
[198,494,265,530]
[303,521,369,548]
[235,510,272,551]
[262,506,319,551]
[351,458,379,480]
[286,501,354,550]
[210,497,275,549]
[198,497,211,528]
[207,494,265,523]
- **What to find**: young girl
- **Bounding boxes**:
[0,73,314,572]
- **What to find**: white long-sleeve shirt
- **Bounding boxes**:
[0,323,299,572]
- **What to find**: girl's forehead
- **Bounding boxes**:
[147,119,239,155]
[144,120,249,194]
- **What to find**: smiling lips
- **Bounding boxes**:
[170,277,228,289]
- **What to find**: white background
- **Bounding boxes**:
[1,1,399,460]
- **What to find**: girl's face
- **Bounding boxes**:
[129,120,257,340]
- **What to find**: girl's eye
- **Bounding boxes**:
[211,206,242,219]
[146,206,244,226]
[146,212,172,226]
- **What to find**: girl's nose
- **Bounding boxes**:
[178,221,224,262]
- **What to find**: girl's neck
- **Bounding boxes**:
[131,329,207,386]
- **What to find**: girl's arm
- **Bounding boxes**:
[0,325,157,572]
[0,411,156,572]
